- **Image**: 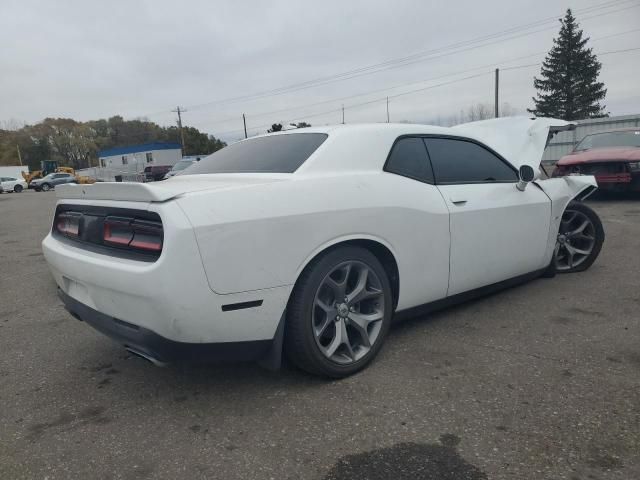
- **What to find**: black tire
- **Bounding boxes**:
[13,184,23,193]
[555,201,604,273]
[41,183,51,192]
[284,246,393,378]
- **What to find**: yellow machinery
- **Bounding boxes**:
[21,162,96,185]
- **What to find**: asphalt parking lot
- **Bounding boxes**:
[0,190,639,480]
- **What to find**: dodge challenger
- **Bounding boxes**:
[43,117,605,378]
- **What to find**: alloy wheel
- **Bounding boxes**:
[555,208,597,271]
[312,260,385,365]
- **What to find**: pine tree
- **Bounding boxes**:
[528,9,607,120]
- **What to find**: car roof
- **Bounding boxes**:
[260,123,451,137]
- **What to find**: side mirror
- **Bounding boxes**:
[517,165,535,191]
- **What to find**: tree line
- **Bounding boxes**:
[0,116,226,170]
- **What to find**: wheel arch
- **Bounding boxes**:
[261,235,401,372]
[293,235,400,310]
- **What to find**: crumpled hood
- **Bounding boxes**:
[558,147,640,165]
[453,116,574,169]
[55,174,289,202]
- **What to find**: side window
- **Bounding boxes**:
[425,138,517,184]
[384,137,434,184]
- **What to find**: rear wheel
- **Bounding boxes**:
[554,201,604,273]
[284,246,393,378]
[13,184,23,193]
[41,183,51,192]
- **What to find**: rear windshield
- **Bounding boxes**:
[575,131,640,151]
[185,133,328,174]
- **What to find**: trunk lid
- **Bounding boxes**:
[55,174,289,202]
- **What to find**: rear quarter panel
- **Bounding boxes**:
[177,172,451,310]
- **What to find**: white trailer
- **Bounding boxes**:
[0,165,29,179]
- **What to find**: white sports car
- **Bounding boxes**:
[43,117,604,378]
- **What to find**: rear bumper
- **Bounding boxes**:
[59,288,271,363]
[42,199,291,344]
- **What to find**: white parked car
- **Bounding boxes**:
[42,118,604,377]
[0,176,28,193]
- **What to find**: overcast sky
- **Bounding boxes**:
[1,0,639,142]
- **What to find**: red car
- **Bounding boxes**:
[144,165,173,182]
[552,128,640,192]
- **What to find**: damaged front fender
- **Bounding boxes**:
[536,174,598,266]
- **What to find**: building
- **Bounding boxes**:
[543,114,640,165]
[79,142,182,182]
[98,142,181,169]
[0,165,29,179]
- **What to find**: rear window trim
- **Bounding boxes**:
[383,136,436,185]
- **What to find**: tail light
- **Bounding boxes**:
[56,212,82,237]
[53,206,163,260]
[104,216,163,252]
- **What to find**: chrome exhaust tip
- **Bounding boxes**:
[125,347,168,367]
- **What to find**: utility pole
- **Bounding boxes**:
[16,144,23,166]
[386,97,390,123]
[494,68,499,118]
[242,114,248,139]
[341,105,345,124]
[172,106,187,156]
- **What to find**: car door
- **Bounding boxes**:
[424,136,551,297]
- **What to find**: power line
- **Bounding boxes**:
[216,46,640,137]
[138,0,634,119]
[199,30,640,131]
[176,0,637,112]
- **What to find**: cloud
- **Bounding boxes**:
[1,0,638,142]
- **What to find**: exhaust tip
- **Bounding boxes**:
[125,347,168,367]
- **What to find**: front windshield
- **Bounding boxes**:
[171,161,193,172]
[574,131,640,151]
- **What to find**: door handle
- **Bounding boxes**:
[450,198,467,206]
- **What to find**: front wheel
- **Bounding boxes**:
[13,184,23,193]
[554,201,604,273]
[41,183,51,192]
[284,246,393,378]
